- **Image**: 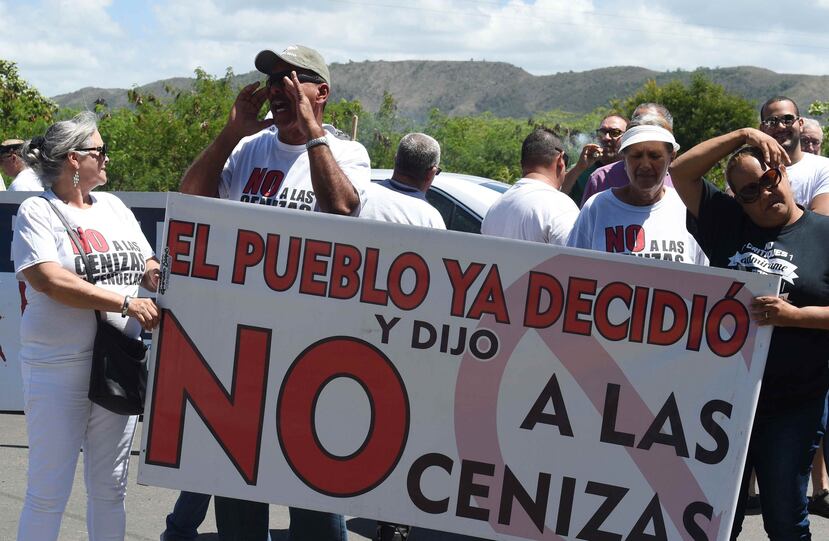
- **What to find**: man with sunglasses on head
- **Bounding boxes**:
[1,139,41,191]
[482,128,578,244]
[759,96,829,216]
[178,44,368,541]
[562,114,628,205]
[670,127,829,539]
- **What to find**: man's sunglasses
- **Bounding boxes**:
[734,167,781,204]
[73,143,108,157]
[266,70,326,89]
[555,147,570,168]
[596,127,624,138]
[760,114,800,128]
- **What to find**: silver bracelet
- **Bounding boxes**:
[306,136,329,150]
[121,295,132,318]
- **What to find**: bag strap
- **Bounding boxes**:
[39,195,103,322]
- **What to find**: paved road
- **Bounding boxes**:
[1,413,826,540]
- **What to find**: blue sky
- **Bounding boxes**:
[3,0,829,99]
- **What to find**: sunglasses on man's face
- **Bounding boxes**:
[74,143,108,158]
[596,127,624,138]
[760,114,799,128]
[734,167,781,204]
[266,70,326,89]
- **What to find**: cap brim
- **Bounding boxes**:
[254,50,281,74]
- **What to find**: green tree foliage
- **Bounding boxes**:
[4,66,770,190]
[98,68,239,191]
[0,59,58,140]
[353,92,414,169]
[0,59,60,185]
[808,101,829,157]
[614,73,758,150]
[613,73,758,186]
[323,98,364,140]
[425,110,525,182]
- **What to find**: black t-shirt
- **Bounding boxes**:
[688,180,829,412]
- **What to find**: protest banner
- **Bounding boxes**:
[138,193,777,540]
[0,192,167,411]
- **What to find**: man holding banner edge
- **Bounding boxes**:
[175,44,370,541]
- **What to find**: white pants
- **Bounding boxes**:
[17,359,137,541]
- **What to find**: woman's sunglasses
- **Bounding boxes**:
[734,167,781,204]
[73,143,108,158]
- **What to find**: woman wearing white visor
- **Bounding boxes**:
[567,122,708,266]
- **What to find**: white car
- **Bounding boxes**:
[371,169,509,234]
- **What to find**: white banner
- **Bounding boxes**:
[138,193,777,541]
[0,192,168,411]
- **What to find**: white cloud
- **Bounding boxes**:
[3,0,829,98]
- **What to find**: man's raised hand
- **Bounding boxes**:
[226,82,274,140]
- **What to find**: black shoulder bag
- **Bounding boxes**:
[42,196,148,415]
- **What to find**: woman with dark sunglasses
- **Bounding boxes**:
[670,127,829,539]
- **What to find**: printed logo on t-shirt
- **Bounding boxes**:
[604,225,687,262]
[240,167,315,210]
[728,241,799,286]
[71,227,147,285]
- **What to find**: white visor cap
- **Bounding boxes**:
[619,125,680,153]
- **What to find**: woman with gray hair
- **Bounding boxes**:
[567,123,707,265]
[13,111,160,540]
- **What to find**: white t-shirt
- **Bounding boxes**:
[360,179,446,229]
[481,178,578,245]
[568,187,708,265]
[220,127,370,213]
[13,191,154,364]
[786,152,829,208]
[8,168,43,192]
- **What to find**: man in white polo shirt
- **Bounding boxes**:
[361,133,445,229]
[359,132,444,541]
[481,128,578,245]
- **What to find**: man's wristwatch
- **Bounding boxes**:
[121,295,132,318]
[306,136,329,150]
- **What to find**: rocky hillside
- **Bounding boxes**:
[52,61,829,120]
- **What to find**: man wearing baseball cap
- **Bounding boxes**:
[181,43,368,214]
[176,44,366,541]
[2,138,42,191]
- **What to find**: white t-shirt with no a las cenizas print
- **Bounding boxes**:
[568,187,708,265]
[220,127,371,212]
[13,191,154,364]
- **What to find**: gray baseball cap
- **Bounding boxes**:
[254,45,330,85]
